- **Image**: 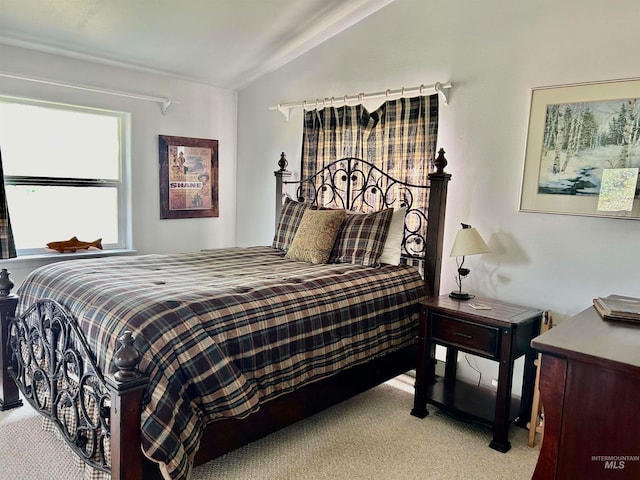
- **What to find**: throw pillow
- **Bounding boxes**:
[272,197,309,252]
[378,206,407,265]
[329,208,394,267]
[286,209,346,264]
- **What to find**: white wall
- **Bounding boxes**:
[237,0,640,389]
[238,0,640,319]
[0,44,238,286]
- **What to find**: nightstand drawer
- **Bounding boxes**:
[431,313,500,358]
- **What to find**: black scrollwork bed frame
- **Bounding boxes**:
[0,151,451,480]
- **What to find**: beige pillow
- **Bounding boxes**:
[286,209,346,264]
[378,206,407,265]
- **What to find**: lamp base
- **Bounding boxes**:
[449,291,472,300]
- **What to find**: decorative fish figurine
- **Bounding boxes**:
[46,236,103,253]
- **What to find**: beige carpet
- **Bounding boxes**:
[0,376,539,479]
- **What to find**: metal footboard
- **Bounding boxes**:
[0,291,149,479]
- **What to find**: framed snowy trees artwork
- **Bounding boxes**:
[520,78,640,220]
[159,135,219,219]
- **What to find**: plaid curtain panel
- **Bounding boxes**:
[0,148,16,259]
[300,95,439,257]
[300,105,363,205]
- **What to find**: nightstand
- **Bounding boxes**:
[411,295,542,452]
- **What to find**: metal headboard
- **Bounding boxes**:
[283,156,430,260]
[274,149,451,297]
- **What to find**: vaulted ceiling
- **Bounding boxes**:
[0,0,394,89]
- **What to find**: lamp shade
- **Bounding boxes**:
[450,226,490,257]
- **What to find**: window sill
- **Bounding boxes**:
[3,249,137,266]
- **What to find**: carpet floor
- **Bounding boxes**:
[0,376,539,479]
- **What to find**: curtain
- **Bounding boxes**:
[0,148,17,259]
[363,95,439,186]
[301,104,363,173]
[301,95,438,196]
[300,105,362,205]
[300,95,439,255]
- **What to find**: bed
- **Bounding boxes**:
[0,150,451,480]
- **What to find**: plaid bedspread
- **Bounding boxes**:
[17,246,424,480]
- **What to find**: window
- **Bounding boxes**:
[0,97,130,255]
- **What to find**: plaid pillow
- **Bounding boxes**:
[272,198,309,251]
[329,208,394,267]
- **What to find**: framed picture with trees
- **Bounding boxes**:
[520,78,640,220]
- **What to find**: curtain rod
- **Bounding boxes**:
[268,81,451,120]
[0,71,178,115]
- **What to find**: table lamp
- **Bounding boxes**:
[449,223,490,299]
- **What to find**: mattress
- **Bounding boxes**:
[17,246,424,479]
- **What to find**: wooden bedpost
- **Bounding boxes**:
[105,331,150,480]
[274,152,292,230]
[424,149,451,298]
[0,269,21,411]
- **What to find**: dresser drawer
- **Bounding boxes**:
[430,313,500,358]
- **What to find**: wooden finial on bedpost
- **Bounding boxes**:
[434,148,448,174]
[274,152,292,230]
[425,149,452,298]
[105,330,148,480]
[277,152,288,171]
[113,331,142,381]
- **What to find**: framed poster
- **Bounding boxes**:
[520,78,640,220]
[159,135,219,219]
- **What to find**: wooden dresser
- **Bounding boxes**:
[531,305,640,479]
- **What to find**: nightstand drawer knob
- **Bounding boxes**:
[454,332,473,339]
